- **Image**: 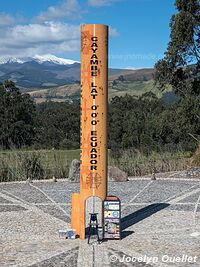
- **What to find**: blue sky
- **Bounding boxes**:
[0,0,176,68]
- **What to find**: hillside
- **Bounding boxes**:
[27,79,172,103]
[0,55,173,103]
[0,55,154,88]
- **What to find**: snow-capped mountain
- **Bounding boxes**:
[33,54,79,65]
[0,54,81,88]
[0,54,154,89]
[0,54,79,65]
[0,57,25,64]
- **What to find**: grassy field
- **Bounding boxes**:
[0,149,80,165]
[109,149,191,176]
[27,79,171,103]
[108,80,171,100]
[0,149,80,182]
[0,148,192,182]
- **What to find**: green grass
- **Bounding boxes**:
[109,149,191,176]
[0,149,80,182]
[108,80,171,100]
[0,149,80,165]
[0,148,192,182]
[40,149,80,166]
[28,79,171,103]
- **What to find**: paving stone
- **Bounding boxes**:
[0,196,12,204]
[178,192,200,203]
[0,183,51,204]
[0,179,200,267]
[132,181,198,203]
[0,205,27,212]
[108,181,150,203]
[168,204,196,212]
[38,189,74,204]
[30,247,79,267]
[35,204,69,222]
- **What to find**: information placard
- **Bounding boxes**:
[103,196,121,239]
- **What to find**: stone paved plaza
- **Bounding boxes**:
[0,178,200,267]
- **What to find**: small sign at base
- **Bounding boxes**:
[58,229,76,239]
[58,230,68,239]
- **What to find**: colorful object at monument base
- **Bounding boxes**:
[71,24,108,239]
[103,196,121,239]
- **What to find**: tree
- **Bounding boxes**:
[109,94,164,152]
[0,81,36,149]
[151,96,200,151]
[34,101,80,149]
[154,0,200,97]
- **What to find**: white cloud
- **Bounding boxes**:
[109,27,119,37]
[0,13,15,26]
[11,22,79,43]
[0,21,119,58]
[0,2,119,59]
[0,13,28,27]
[88,0,121,7]
[0,22,80,57]
[35,0,82,22]
[125,66,147,70]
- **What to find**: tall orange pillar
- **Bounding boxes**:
[71,24,108,239]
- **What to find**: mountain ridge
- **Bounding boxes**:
[0,54,79,65]
[0,55,173,104]
[0,54,155,88]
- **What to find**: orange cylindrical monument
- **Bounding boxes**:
[71,24,108,239]
[80,24,108,198]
